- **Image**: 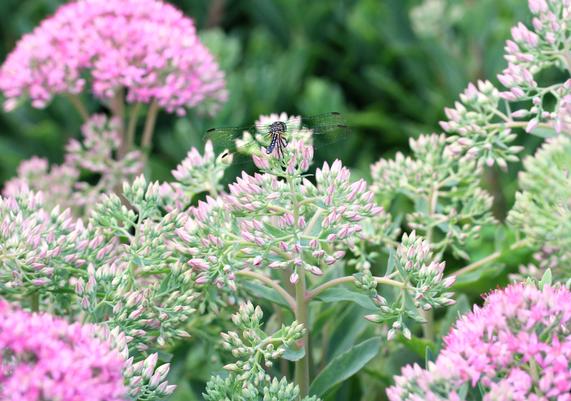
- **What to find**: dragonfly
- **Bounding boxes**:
[204,112,349,165]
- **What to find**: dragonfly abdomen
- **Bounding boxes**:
[266,134,278,154]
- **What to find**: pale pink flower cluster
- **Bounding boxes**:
[4,114,143,213]
[171,145,389,290]
[0,0,227,115]
[498,0,569,102]
[387,283,571,401]
[0,300,127,401]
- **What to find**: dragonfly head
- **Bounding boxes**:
[268,121,287,135]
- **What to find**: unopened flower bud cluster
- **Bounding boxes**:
[508,135,571,279]
[206,301,315,401]
[4,115,143,215]
[360,231,455,340]
[371,134,495,258]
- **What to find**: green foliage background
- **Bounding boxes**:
[0,0,540,399]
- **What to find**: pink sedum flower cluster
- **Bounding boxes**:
[0,300,127,401]
[0,0,227,115]
[387,283,571,401]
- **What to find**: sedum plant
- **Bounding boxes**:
[0,0,571,400]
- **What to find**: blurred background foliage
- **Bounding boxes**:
[0,0,538,399]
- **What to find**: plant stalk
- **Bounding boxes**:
[141,100,160,153]
[422,187,439,341]
[236,270,296,310]
[30,292,40,312]
[66,94,89,121]
[294,270,310,397]
[451,239,528,278]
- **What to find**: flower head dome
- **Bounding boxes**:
[0,300,127,401]
[0,0,227,115]
[387,283,571,401]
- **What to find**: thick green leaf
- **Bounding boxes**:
[282,343,305,361]
[240,281,289,308]
[313,286,377,311]
[530,127,557,138]
[309,337,382,397]
[539,268,552,289]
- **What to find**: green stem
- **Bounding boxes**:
[110,88,125,136]
[30,292,40,312]
[66,94,89,121]
[287,175,310,397]
[121,102,142,158]
[236,270,296,310]
[141,101,160,153]
[422,186,439,341]
[451,239,529,278]
[295,270,310,397]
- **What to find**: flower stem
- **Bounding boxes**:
[66,94,89,121]
[306,276,406,301]
[294,270,310,397]
[236,270,296,310]
[287,175,310,397]
[451,239,529,278]
[120,102,142,158]
[30,292,39,312]
[110,88,125,135]
[141,100,160,153]
[422,186,439,341]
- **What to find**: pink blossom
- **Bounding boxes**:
[387,283,571,401]
[0,300,127,401]
[0,0,226,115]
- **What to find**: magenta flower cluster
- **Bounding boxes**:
[387,283,571,401]
[0,0,227,115]
[0,300,127,401]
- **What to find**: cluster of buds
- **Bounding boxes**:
[80,177,198,351]
[0,191,87,302]
[359,232,455,340]
[172,117,395,291]
[440,80,523,167]
[499,0,569,104]
[440,0,571,175]
[221,302,305,377]
[508,135,571,278]
[205,302,314,401]
[205,375,320,401]
[395,232,455,309]
[98,326,176,400]
[4,115,143,216]
[123,352,176,399]
[169,140,228,201]
[371,134,495,258]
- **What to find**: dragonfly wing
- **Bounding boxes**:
[298,112,351,150]
[204,125,256,152]
[300,112,348,130]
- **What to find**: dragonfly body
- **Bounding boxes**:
[266,121,288,156]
